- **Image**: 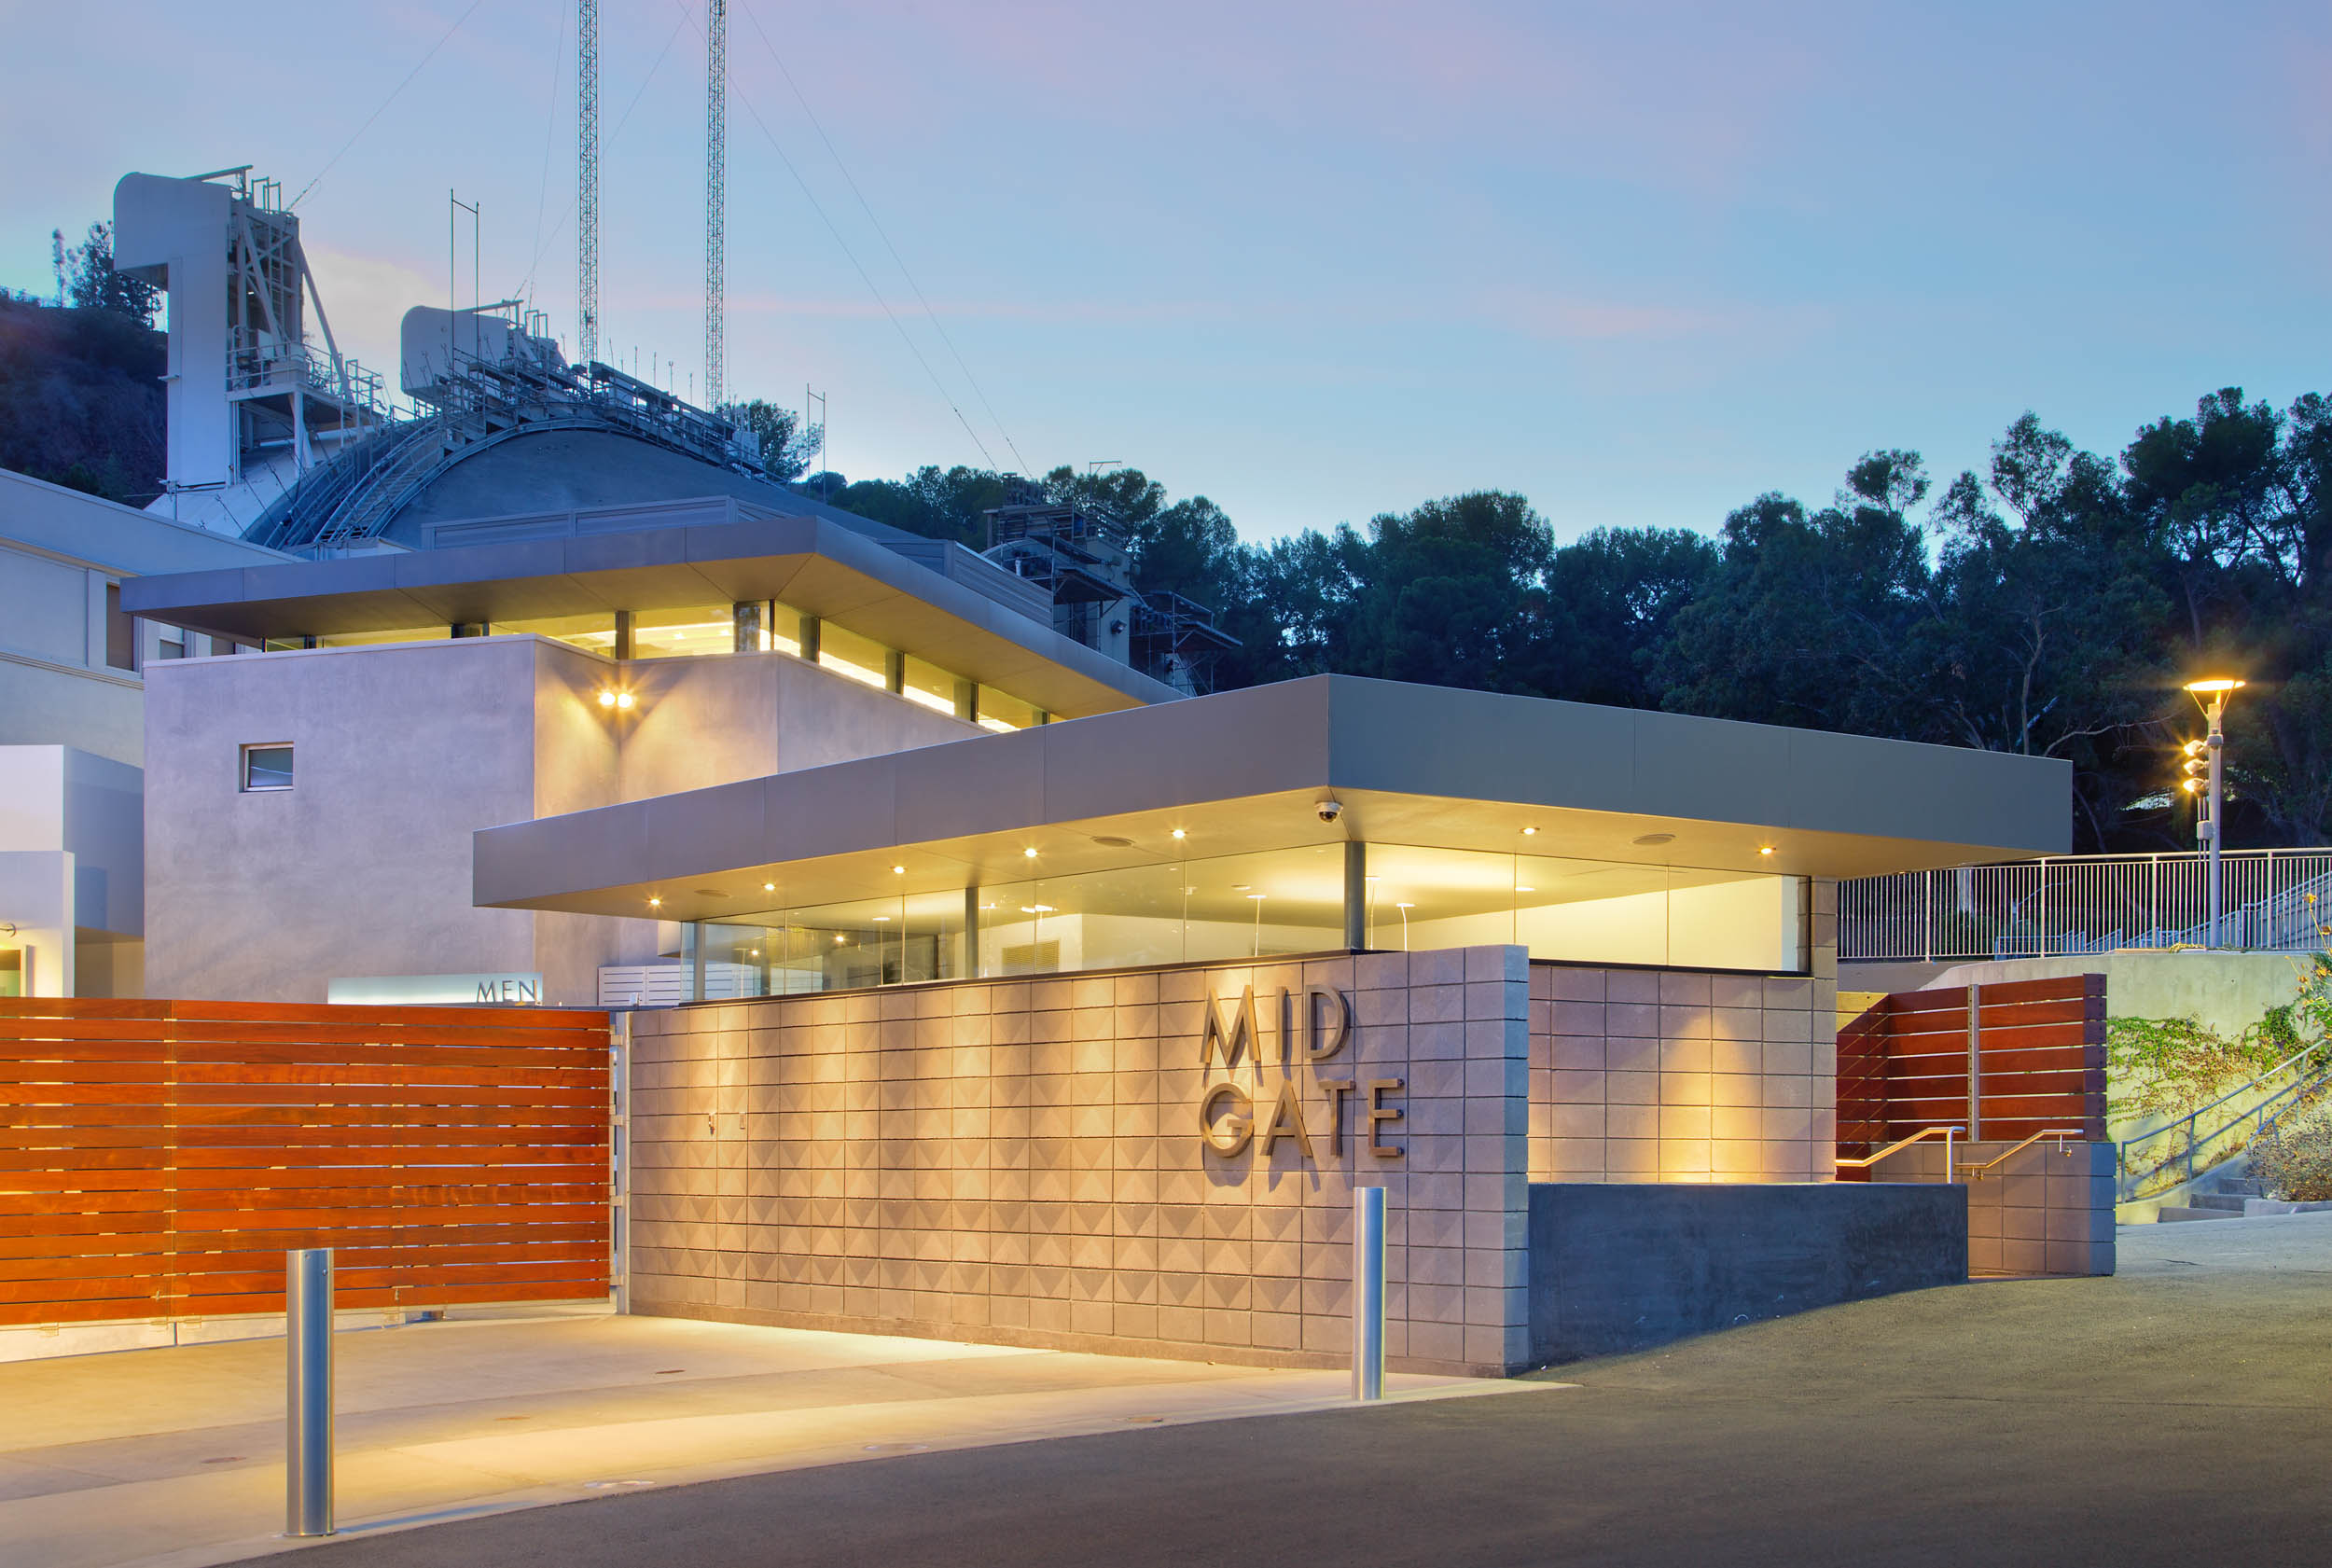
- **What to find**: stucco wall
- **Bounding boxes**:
[144,638,547,1002]
[624,946,1535,1376]
[614,648,979,801]
[1528,881,1839,1184]
[143,635,982,1004]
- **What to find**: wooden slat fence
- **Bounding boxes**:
[0,997,611,1326]
[1837,975,2106,1171]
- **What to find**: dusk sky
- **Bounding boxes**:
[6,0,2327,542]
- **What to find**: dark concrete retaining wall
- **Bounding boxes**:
[1529,1182,1967,1365]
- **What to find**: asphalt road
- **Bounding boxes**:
[235,1216,2332,1568]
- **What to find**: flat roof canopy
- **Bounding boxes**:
[120,504,1177,718]
[473,674,2072,923]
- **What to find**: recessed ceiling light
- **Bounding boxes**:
[1633,832,1674,847]
[647,896,661,908]
[892,865,906,875]
[1169,828,1187,840]
[693,889,723,896]
[762,881,776,893]
[1023,847,1038,859]
[1759,846,1776,856]
[1520,826,1537,836]
[1091,835,1134,848]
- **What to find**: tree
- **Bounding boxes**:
[1655,455,1935,736]
[62,222,160,326]
[1341,492,1561,691]
[716,398,819,482]
[828,464,1018,547]
[1922,418,2169,845]
[1539,526,1718,709]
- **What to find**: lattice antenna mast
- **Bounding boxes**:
[577,0,600,367]
[704,0,727,408]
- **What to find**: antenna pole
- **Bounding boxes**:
[704,0,727,408]
[577,0,600,368]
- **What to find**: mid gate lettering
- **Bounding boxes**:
[1195,985,1401,1161]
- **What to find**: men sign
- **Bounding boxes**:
[1197,985,1403,1161]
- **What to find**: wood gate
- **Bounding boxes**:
[0,997,611,1326]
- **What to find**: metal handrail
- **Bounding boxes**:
[2117,1063,2332,1201]
[2118,1041,2325,1159]
[1838,1125,1966,1183]
[1961,1129,2089,1176]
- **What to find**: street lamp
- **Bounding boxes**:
[2184,677,2245,947]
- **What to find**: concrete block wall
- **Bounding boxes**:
[1874,1137,2115,1276]
[1526,881,1839,1186]
[624,945,1533,1376]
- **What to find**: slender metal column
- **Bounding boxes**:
[2206,692,2227,948]
[1352,1186,1386,1401]
[962,886,981,979]
[285,1248,334,1537]
[1342,840,1367,951]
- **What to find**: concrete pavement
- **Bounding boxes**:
[0,1309,1543,1568]
[217,1214,2332,1567]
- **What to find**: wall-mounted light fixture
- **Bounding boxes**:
[595,689,636,711]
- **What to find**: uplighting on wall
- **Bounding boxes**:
[595,689,636,711]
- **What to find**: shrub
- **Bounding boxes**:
[2248,1100,2332,1203]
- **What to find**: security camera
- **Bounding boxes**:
[1315,798,1342,824]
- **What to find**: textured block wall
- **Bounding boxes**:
[624,945,1533,1376]
[1873,1137,2115,1277]
[1528,881,1839,1185]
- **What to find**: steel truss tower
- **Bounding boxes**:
[704,0,727,409]
[577,0,600,368]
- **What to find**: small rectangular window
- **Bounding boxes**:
[242,744,295,792]
[104,584,136,671]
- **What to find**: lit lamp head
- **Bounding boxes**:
[2184,676,2244,722]
[2180,739,2208,793]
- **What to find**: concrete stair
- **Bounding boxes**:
[2158,1173,2265,1222]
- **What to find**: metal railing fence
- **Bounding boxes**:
[2113,1043,2332,1200]
[1839,850,2332,963]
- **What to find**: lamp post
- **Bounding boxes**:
[2184,678,2244,948]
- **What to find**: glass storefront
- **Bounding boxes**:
[631,604,735,659]
[677,842,1808,999]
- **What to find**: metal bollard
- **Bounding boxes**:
[285,1248,335,1537]
[1352,1186,1386,1401]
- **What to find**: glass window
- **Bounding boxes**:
[104,584,135,671]
[492,614,618,654]
[0,945,19,997]
[632,604,734,659]
[975,687,1043,733]
[242,744,294,791]
[1514,853,1670,967]
[815,622,891,690]
[315,627,451,648]
[901,654,961,717]
[1667,869,1807,973]
[1365,843,1517,953]
[1177,844,1346,964]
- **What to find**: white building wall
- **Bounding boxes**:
[142,636,980,1005]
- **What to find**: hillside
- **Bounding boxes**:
[0,294,165,505]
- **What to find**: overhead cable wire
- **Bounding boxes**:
[521,0,571,307]
[672,2,999,469]
[738,2,1031,478]
[291,0,491,210]
[517,10,690,304]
